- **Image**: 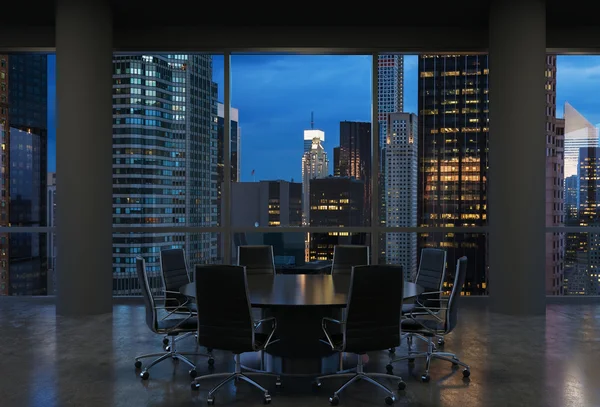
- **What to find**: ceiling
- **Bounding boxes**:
[0,1,589,29]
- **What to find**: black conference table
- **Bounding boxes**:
[180,274,423,375]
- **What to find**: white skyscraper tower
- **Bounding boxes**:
[564,102,598,178]
[385,113,418,280]
[302,137,329,225]
[378,55,404,147]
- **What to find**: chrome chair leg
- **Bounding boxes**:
[388,336,470,382]
[315,354,405,405]
[192,354,274,404]
[135,335,212,380]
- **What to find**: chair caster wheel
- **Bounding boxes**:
[134,360,142,369]
[438,338,445,346]
[164,345,171,352]
[397,381,406,390]
[385,395,396,405]
[421,374,430,382]
[140,371,149,380]
[208,358,215,366]
[189,369,197,378]
[386,364,393,374]
[275,377,282,387]
[263,393,271,404]
[162,338,169,346]
[408,358,415,364]
[207,396,215,405]
[312,381,322,391]
[463,369,470,378]
[191,381,200,390]
[388,347,395,353]
[329,395,339,406]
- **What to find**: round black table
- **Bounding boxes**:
[180,274,423,375]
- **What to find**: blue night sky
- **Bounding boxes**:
[46,55,600,179]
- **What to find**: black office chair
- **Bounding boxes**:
[389,248,447,354]
[238,245,276,275]
[331,245,369,275]
[159,248,199,349]
[190,265,280,405]
[315,265,406,406]
[133,257,213,380]
[387,256,470,382]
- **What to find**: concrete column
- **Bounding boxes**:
[55,0,113,316]
[488,0,547,315]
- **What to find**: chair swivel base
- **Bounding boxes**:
[191,354,279,405]
[388,349,470,382]
[134,335,213,380]
[314,354,405,405]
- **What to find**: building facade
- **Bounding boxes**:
[417,54,489,295]
[338,121,371,225]
[1,55,48,296]
[112,54,218,295]
[545,56,564,295]
[385,113,418,280]
[309,176,366,261]
[301,137,328,226]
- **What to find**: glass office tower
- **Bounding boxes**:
[418,54,488,295]
[112,55,218,294]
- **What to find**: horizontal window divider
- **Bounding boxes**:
[544,227,600,233]
[109,226,489,234]
[111,227,223,233]
[380,227,488,233]
[0,227,55,233]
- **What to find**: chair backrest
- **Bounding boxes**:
[136,256,158,332]
[160,247,191,289]
[331,245,369,275]
[415,248,447,291]
[194,265,256,352]
[343,265,404,352]
[238,245,276,275]
[444,256,468,334]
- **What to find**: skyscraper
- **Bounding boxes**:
[378,55,404,147]
[112,54,218,295]
[301,137,328,226]
[2,55,48,296]
[378,55,404,263]
[216,102,240,224]
[385,113,418,280]
[339,121,371,224]
[545,55,564,295]
[564,102,598,178]
[417,54,488,295]
[576,147,600,294]
[309,176,365,261]
[303,129,325,153]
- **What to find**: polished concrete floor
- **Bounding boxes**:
[0,299,599,407]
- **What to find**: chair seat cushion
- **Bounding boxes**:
[401,318,441,335]
[157,317,197,332]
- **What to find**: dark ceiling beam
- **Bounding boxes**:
[112,25,489,53]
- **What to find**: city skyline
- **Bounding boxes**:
[46,55,600,180]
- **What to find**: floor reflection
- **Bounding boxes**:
[0,299,599,407]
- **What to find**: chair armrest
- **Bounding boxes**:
[407,304,448,330]
[156,295,192,320]
[154,305,194,330]
[254,316,277,349]
[321,317,344,350]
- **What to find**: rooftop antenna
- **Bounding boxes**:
[311,111,314,129]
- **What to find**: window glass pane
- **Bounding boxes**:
[231,55,372,228]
